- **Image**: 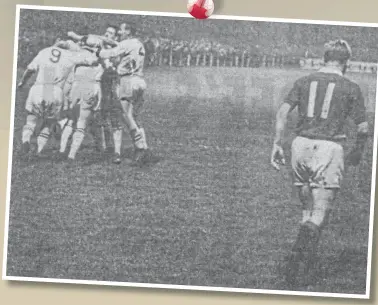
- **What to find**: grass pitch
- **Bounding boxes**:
[5,67,376,295]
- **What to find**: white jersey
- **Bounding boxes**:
[73,64,104,83]
[99,38,145,77]
[27,46,98,89]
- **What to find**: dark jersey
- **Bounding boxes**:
[284,70,366,141]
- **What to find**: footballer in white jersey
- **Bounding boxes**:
[57,26,119,160]
[58,60,106,160]
[98,22,157,166]
[17,42,99,157]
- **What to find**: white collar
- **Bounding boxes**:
[318,66,343,76]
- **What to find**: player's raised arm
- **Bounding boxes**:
[72,49,100,66]
[55,39,82,51]
[67,31,84,42]
[68,31,119,49]
[98,43,125,59]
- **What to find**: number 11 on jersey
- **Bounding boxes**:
[307,81,336,119]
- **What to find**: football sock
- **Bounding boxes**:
[68,116,88,159]
[302,221,321,272]
[139,128,148,149]
[310,209,327,227]
[37,127,50,153]
[22,114,37,143]
[58,118,68,130]
[301,210,312,224]
[68,128,85,159]
[22,125,35,144]
[98,126,107,151]
[113,129,123,155]
[59,120,74,153]
[292,224,310,254]
[103,125,114,150]
[130,128,145,150]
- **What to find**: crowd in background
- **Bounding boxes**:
[17,10,378,69]
[16,29,307,69]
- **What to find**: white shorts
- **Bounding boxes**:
[117,75,146,102]
[291,136,344,189]
[70,81,102,111]
[25,84,63,119]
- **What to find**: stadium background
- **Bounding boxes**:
[17,9,378,69]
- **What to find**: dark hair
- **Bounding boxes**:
[106,24,119,32]
[54,30,67,41]
[120,22,136,36]
[324,39,352,64]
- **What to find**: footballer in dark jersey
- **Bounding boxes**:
[270,39,369,287]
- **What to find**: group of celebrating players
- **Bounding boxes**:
[17,22,370,287]
[17,22,157,166]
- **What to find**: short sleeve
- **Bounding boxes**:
[27,53,41,71]
[349,83,367,125]
[283,79,302,109]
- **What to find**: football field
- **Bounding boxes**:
[5,67,376,295]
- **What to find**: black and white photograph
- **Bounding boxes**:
[2,4,377,299]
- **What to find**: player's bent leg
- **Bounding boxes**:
[120,98,146,150]
[285,185,315,287]
[59,119,75,154]
[298,184,312,224]
[37,119,56,154]
[21,113,38,155]
[310,188,337,227]
[297,187,337,282]
[58,103,78,156]
[285,137,316,286]
[119,97,153,166]
[68,108,92,160]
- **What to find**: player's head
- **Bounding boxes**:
[104,24,118,41]
[323,39,352,74]
[53,30,69,46]
[118,22,135,41]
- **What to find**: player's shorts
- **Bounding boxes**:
[116,75,146,104]
[291,136,344,189]
[25,84,63,119]
[70,81,102,111]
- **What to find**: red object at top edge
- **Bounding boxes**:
[188,0,209,19]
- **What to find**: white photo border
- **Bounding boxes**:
[2,4,377,300]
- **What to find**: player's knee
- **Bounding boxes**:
[26,114,38,128]
[310,208,329,227]
[76,118,87,131]
[310,195,333,227]
[312,188,337,203]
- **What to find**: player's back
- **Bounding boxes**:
[29,46,97,89]
[74,64,104,83]
[290,68,365,141]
